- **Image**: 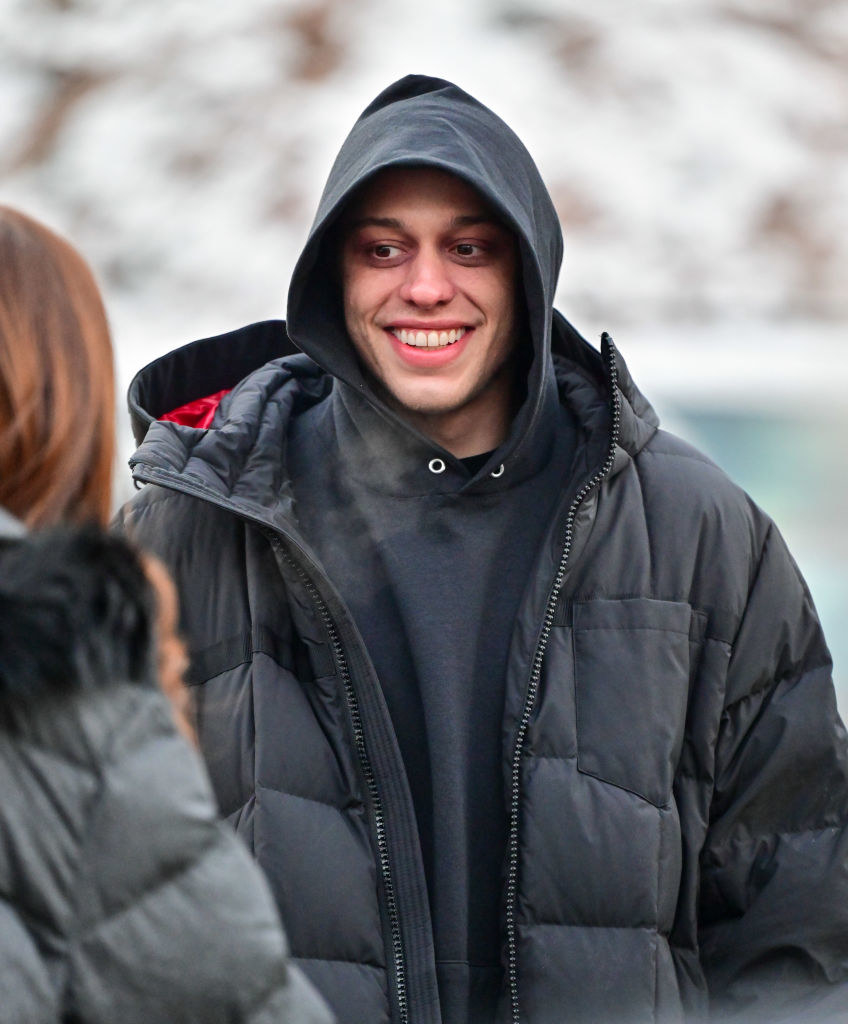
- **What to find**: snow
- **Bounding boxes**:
[2,0,846,348]
[1,0,846,700]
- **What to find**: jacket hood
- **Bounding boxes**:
[286,74,565,470]
[128,319,298,446]
[0,528,157,712]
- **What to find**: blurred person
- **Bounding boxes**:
[0,206,331,1024]
[119,77,848,1024]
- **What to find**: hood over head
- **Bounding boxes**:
[286,75,564,468]
[127,77,660,496]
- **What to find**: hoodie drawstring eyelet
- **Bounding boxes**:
[428,458,446,474]
[491,464,505,479]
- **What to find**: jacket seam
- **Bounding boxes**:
[527,754,576,762]
[632,453,655,591]
[72,833,220,939]
[727,521,773,651]
[704,820,848,856]
[255,780,353,813]
[3,685,160,770]
[721,657,834,715]
[528,755,675,809]
[291,954,386,969]
[675,766,715,785]
[0,891,58,938]
[240,963,292,1020]
[525,921,665,933]
[704,634,732,646]
[564,592,741,638]
[128,482,196,512]
[251,646,259,859]
[637,448,718,468]
[435,958,501,967]
[3,734,101,775]
[653,792,662,1023]
[574,625,691,637]
[67,705,220,941]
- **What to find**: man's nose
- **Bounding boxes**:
[399,250,456,307]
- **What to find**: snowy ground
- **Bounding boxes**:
[1,0,846,700]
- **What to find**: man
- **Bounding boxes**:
[119,76,848,1023]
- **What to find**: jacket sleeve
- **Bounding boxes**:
[67,685,333,1024]
[698,520,848,1022]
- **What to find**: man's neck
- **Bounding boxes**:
[377,368,515,459]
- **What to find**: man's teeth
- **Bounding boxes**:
[391,327,467,348]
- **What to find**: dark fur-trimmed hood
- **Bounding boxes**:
[0,526,157,711]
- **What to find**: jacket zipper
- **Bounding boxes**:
[504,333,622,1024]
[275,542,409,1024]
[126,471,409,1024]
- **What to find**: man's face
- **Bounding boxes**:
[340,167,519,424]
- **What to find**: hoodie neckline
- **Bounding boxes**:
[328,367,563,499]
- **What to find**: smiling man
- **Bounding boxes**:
[120,77,848,1024]
[339,167,520,455]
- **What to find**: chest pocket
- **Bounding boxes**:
[573,597,693,807]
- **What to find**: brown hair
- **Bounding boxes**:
[0,206,115,527]
[141,553,195,745]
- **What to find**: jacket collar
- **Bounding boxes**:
[129,318,659,518]
[127,319,300,447]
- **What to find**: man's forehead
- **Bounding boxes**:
[344,166,502,229]
[348,213,500,232]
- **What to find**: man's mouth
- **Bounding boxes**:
[388,327,469,349]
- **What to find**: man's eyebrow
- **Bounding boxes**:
[348,216,404,231]
[347,213,502,231]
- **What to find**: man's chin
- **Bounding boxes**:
[361,368,457,416]
[382,384,469,420]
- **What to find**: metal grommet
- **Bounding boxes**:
[428,458,446,474]
[490,463,505,479]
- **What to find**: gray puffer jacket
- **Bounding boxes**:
[118,313,848,1024]
[0,516,331,1024]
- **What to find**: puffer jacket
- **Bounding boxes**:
[118,312,848,1024]
[0,516,332,1024]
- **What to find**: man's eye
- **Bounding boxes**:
[454,243,480,257]
[372,244,402,259]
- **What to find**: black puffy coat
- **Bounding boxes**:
[0,514,331,1024]
[119,308,848,1023]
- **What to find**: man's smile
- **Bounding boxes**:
[387,326,470,348]
[382,323,475,368]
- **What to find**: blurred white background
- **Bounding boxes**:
[1,0,846,703]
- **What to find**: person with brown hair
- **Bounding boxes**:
[0,205,114,528]
[0,206,331,1024]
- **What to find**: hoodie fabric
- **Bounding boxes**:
[287,385,578,1020]
[119,76,848,1024]
[283,75,586,1021]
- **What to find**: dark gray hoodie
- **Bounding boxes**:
[284,75,581,1022]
